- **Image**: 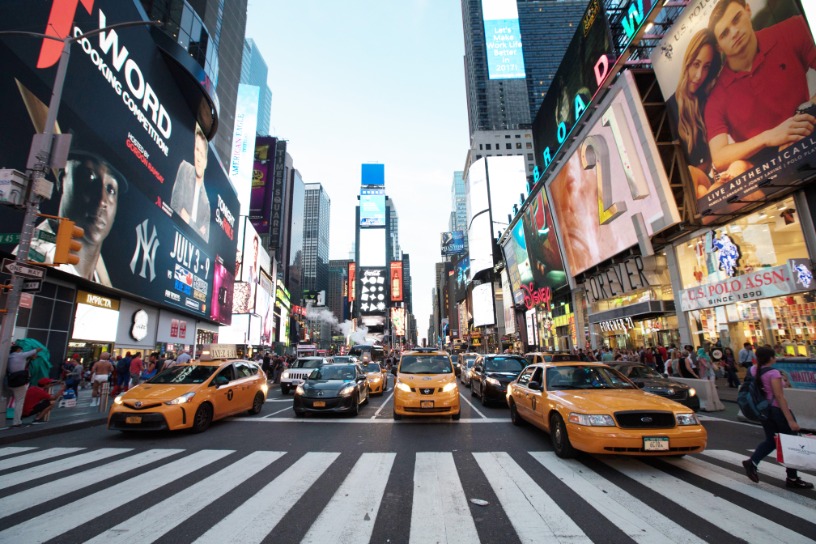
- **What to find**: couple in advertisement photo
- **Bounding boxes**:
[658,0,816,213]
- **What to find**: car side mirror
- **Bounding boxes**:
[213,375,229,387]
[529,381,541,391]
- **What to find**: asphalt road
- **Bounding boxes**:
[0,377,814,544]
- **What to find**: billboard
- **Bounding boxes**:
[250,137,276,234]
[486,156,527,230]
[391,307,406,337]
[502,270,516,335]
[0,0,238,324]
[390,261,404,302]
[235,217,272,314]
[521,186,567,290]
[360,193,386,227]
[359,228,386,267]
[441,231,466,256]
[348,262,356,302]
[466,159,494,280]
[362,163,385,186]
[454,255,470,302]
[501,220,533,306]
[651,0,816,222]
[482,0,526,79]
[472,282,496,328]
[230,84,260,216]
[547,71,680,276]
[358,268,388,314]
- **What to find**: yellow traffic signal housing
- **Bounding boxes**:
[53,218,84,265]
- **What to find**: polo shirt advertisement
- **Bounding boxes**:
[651,0,816,223]
[0,0,239,325]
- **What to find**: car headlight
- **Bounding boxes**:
[164,392,195,405]
[114,394,124,405]
[486,377,500,386]
[369,375,381,382]
[295,385,304,396]
[568,413,616,426]
[441,382,457,393]
[676,413,699,426]
[339,385,356,397]
[282,370,290,379]
[688,388,697,397]
[396,382,412,393]
[261,382,269,394]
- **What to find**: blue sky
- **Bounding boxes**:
[246,1,470,342]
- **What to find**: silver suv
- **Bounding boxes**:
[280,356,333,394]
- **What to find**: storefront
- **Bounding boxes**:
[675,197,815,353]
[551,300,576,352]
[68,290,120,366]
[156,310,195,356]
[112,299,159,359]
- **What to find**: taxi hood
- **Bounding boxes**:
[123,384,202,401]
[397,373,454,387]
[553,389,688,413]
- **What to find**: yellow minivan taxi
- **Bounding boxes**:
[393,350,460,420]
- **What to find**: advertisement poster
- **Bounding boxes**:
[441,231,466,256]
[230,83,259,216]
[234,217,272,314]
[360,193,386,227]
[482,0,526,79]
[521,186,567,290]
[547,71,680,276]
[501,220,532,306]
[390,261,403,302]
[472,282,496,328]
[454,256,470,302]
[358,267,387,344]
[0,1,238,324]
[250,137,277,234]
[466,158,494,280]
[651,0,816,221]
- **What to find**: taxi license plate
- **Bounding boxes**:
[421,401,434,409]
[643,437,669,451]
[312,401,326,408]
[125,416,142,424]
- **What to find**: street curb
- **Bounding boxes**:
[0,417,107,445]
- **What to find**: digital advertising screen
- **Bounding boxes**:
[250,137,277,234]
[441,231,466,256]
[357,268,388,314]
[466,159,494,280]
[454,256,470,302]
[360,193,386,227]
[235,217,272,314]
[361,163,385,186]
[547,71,680,276]
[501,220,532,306]
[230,83,259,216]
[482,0,526,79]
[472,282,496,328]
[486,156,527,229]
[502,270,516,335]
[651,0,816,222]
[521,186,567,290]
[390,261,404,302]
[0,0,239,324]
[359,228,386,267]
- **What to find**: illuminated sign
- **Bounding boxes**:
[358,268,387,314]
[78,290,119,311]
[361,163,384,186]
[584,255,651,304]
[521,283,551,312]
[230,84,260,215]
[472,282,496,328]
[348,262,356,302]
[441,231,465,256]
[360,193,386,227]
[390,261,403,302]
[598,317,635,333]
[482,0,526,79]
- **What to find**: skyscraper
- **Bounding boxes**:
[450,171,468,247]
[387,197,401,262]
[240,38,273,135]
[302,183,331,296]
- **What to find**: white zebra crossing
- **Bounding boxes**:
[0,446,812,544]
[0,447,83,470]
[0,446,36,459]
[0,448,131,489]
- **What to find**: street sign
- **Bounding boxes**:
[0,233,20,244]
[36,230,56,243]
[1,258,45,279]
[22,280,41,293]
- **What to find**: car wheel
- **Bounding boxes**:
[550,413,576,458]
[393,409,402,421]
[452,411,460,421]
[295,410,305,418]
[191,403,213,433]
[351,394,360,416]
[280,384,290,395]
[248,392,264,415]
[509,401,523,426]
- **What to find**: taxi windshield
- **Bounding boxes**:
[546,365,635,391]
[150,365,217,384]
[484,357,525,373]
[310,365,357,381]
[364,363,381,373]
[294,359,325,369]
[400,355,452,374]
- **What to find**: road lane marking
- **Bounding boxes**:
[195,452,339,544]
[87,451,284,544]
[530,452,705,544]
[410,452,480,544]
[0,449,231,543]
[458,393,487,419]
[702,449,816,480]
[0,447,84,470]
[232,417,509,424]
[473,452,589,543]
[0,446,36,459]
[264,405,294,418]
[301,452,395,544]
[598,457,812,544]
[0,448,132,489]
[372,391,395,419]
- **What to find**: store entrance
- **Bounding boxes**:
[66,341,112,373]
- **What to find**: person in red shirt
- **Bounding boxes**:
[23,379,65,424]
[705,0,816,172]
[129,352,144,386]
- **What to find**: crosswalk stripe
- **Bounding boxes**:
[530,452,706,544]
[0,448,132,489]
[301,452,396,544]
[0,446,37,459]
[85,451,284,544]
[0,449,231,543]
[410,452,480,544]
[0,447,84,470]
[473,452,589,544]
[702,449,816,481]
[195,452,340,544]
[599,457,814,544]
[664,456,816,522]
[0,448,182,519]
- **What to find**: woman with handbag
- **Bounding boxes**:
[742,346,813,489]
[6,344,41,428]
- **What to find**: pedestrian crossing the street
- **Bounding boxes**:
[0,447,813,543]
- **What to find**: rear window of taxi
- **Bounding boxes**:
[399,355,453,374]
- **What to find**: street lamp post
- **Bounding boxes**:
[0,21,161,384]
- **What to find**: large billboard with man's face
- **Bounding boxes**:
[0,0,238,324]
[547,71,680,277]
[651,0,816,222]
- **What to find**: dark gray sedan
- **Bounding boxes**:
[293,364,370,417]
[610,362,700,411]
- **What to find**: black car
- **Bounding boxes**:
[293,363,370,417]
[610,362,700,411]
[470,355,526,406]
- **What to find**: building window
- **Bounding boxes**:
[516,142,522,149]
[506,143,512,150]
[526,142,532,149]
[527,153,534,161]
[485,144,491,150]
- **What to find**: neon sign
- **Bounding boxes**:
[521,283,551,311]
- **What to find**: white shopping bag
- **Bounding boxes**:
[776,433,816,471]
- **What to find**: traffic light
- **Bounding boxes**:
[53,218,84,265]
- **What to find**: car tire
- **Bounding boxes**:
[509,401,523,426]
[351,394,360,417]
[248,392,264,415]
[452,411,460,421]
[280,384,290,395]
[191,403,213,434]
[295,410,305,418]
[550,413,576,458]
[393,410,402,421]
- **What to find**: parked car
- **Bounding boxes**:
[610,362,700,411]
[506,361,707,458]
[280,356,333,394]
[459,353,479,387]
[108,360,267,433]
[393,350,459,420]
[470,354,526,406]
[293,363,369,417]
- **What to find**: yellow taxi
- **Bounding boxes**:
[108,348,268,433]
[393,350,460,420]
[361,361,387,395]
[506,361,706,457]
